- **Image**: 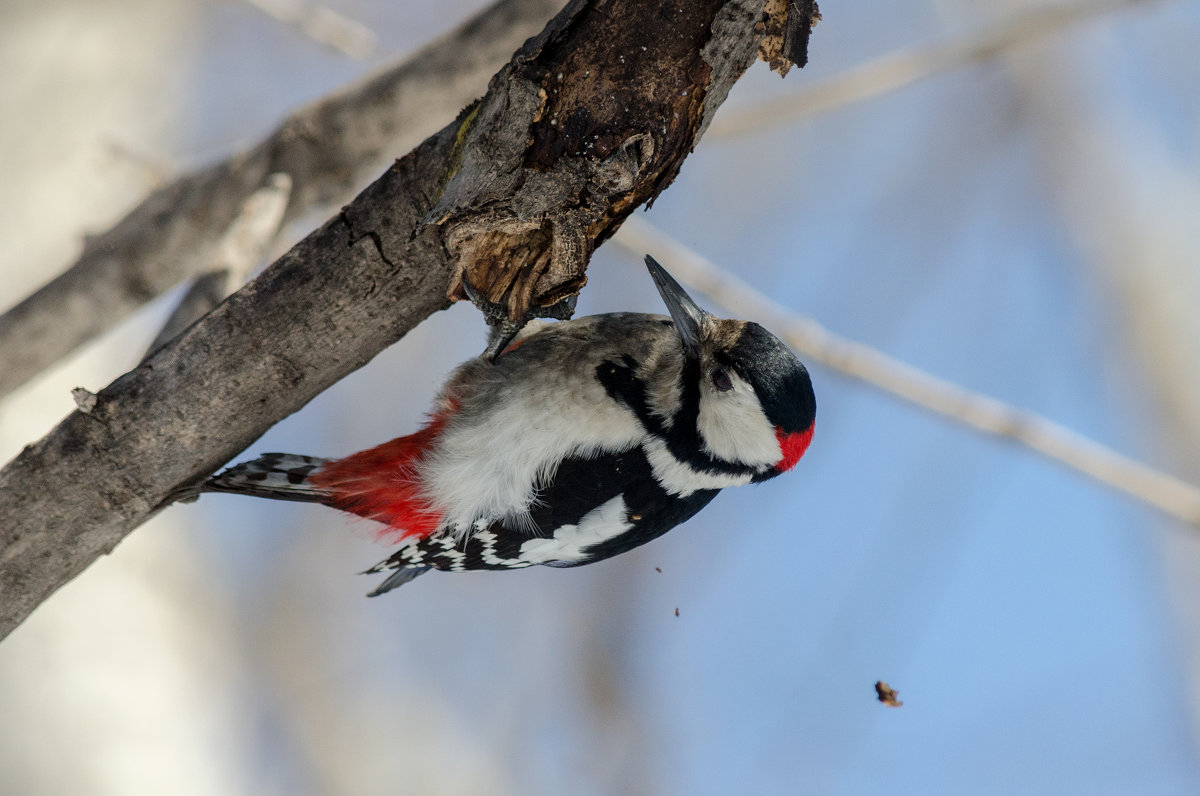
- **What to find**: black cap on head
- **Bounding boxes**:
[728,322,816,434]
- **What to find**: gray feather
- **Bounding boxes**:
[366,566,432,596]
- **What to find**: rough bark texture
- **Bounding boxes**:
[759,0,820,75]
[0,0,563,401]
[0,0,818,640]
[437,0,761,320]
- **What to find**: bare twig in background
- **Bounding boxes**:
[0,0,563,402]
[613,216,1200,526]
[238,0,378,59]
[708,0,1158,138]
[103,139,174,190]
[146,173,292,357]
[0,0,818,642]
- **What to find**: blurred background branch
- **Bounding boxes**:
[236,0,380,59]
[709,0,1161,137]
[614,216,1200,526]
[0,0,562,402]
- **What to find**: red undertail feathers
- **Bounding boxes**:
[309,412,452,542]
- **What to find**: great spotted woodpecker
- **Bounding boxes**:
[202,256,815,595]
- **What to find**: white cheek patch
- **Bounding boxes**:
[643,437,755,496]
[517,496,631,564]
[696,372,781,467]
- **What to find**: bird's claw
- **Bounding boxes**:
[461,272,578,363]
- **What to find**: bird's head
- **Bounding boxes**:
[645,255,815,478]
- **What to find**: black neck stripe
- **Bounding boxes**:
[596,355,760,477]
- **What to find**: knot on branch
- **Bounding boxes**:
[423,77,663,324]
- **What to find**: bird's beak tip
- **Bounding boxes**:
[643,254,706,357]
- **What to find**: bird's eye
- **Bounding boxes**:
[711,367,733,392]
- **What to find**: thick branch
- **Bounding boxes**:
[144,173,292,357]
[0,0,562,401]
[0,0,818,641]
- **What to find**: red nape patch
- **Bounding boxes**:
[309,411,453,543]
[775,424,814,473]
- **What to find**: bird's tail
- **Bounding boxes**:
[365,565,432,596]
[203,453,332,502]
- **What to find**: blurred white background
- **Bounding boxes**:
[3,0,1200,793]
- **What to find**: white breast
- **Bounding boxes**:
[420,364,643,538]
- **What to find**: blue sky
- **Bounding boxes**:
[3,0,1200,793]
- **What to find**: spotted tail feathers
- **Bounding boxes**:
[203,453,332,502]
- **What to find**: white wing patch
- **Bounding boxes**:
[517,496,631,564]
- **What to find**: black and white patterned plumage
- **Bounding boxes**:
[362,447,720,594]
[197,257,816,596]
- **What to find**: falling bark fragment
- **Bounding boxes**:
[674,607,680,617]
[875,680,903,707]
[759,0,821,76]
[655,567,662,573]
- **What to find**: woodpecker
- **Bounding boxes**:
[201,256,816,595]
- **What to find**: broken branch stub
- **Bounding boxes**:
[427,0,819,324]
[759,0,822,76]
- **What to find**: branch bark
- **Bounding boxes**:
[0,0,562,401]
[145,173,292,358]
[0,0,818,640]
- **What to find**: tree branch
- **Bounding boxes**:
[0,0,563,401]
[0,0,819,641]
[144,173,292,358]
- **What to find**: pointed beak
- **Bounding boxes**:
[644,255,707,358]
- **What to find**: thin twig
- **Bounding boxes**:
[613,216,1200,526]
[238,0,378,59]
[146,173,292,357]
[708,0,1159,138]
